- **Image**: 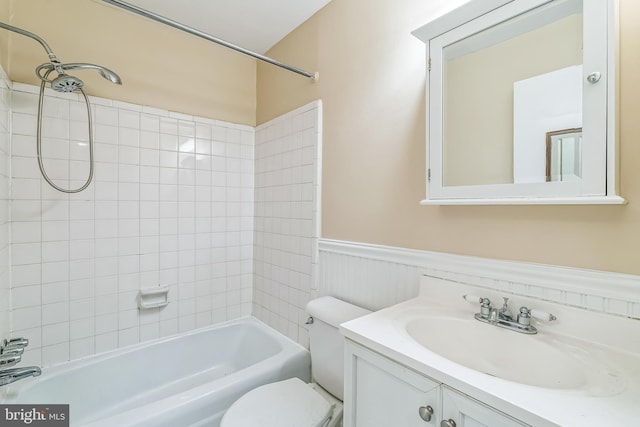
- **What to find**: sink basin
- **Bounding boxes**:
[405,315,588,389]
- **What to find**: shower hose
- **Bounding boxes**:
[37,67,94,193]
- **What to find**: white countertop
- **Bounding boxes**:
[339,276,640,427]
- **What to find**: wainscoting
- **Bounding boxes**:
[318,239,640,318]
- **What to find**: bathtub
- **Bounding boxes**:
[1,317,310,426]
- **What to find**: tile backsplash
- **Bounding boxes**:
[9,83,254,366]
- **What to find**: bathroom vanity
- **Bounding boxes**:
[344,341,526,427]
[340,275,640,426]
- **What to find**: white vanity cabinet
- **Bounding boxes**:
[344,340,527,427]
[441,386,527,427]
[344,340,440,426]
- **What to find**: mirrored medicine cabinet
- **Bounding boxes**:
[412,0,624,205]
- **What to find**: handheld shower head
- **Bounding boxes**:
[99,68,122,85]
[50,74,84,93]
[1,21,122,194]
[35,63,83,93]
[0,21,122,90]
[36,62,122,93]
[61,63,122,85]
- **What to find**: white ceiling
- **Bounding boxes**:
[120,0,332,54]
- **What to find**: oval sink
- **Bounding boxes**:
[405,315,588,389]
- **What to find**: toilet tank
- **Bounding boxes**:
[305,296,371,400]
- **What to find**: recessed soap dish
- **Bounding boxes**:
[138,286,169,309]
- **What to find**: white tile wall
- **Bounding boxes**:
[9,83,254,366]
[0,69,11,343]
[252,101,322,347]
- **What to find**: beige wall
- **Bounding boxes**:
[444,13,582,186]
[257,0,640,276]
[3,0,256,125]
[0,1,9,71]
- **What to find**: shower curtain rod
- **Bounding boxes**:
[101,0,319,81]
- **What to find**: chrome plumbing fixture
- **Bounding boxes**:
[1,338,29,363]
[101,0,319,81]
[0,367,42,387]
[0,337,41,386]
[1,337,29,352]
[488,297,514,324]
[463,294,556,335]
[35,62,121,92]
[0,353,22,368]
[0,21,122,193]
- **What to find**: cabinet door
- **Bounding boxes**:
[344,340,441,427]
[441,387,528,427]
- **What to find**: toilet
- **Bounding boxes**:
[221,296,371,427]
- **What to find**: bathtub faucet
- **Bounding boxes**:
[0,367,42,386]
[0,337,41,386]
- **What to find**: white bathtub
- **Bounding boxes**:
[1,317,310,426]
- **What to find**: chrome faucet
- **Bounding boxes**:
[464,296,556,335]
[0,352,22,368]
[0,337,41,386]
[0,367,41,386]
[488,307,499,323]
[480,296,513,324]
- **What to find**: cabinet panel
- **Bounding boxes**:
[441,386,528,427]
[345,341,440,427]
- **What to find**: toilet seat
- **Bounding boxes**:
[221,378,335,427]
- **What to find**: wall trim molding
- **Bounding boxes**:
[319,239,640,309]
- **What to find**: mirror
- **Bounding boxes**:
[413,0,623,204]
[513,64,582,184]
[443,0,582,187]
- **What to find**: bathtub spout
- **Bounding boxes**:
[0,366,42,386]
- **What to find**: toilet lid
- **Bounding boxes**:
[221,378,334,427]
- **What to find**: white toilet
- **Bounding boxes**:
[221,296,371,427]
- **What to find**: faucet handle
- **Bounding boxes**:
[2,337,29,348]
[530,309,557,322]
[479,298,491,316]
[463,294,483,304]
[462,295,492,316]
[518,306,557,327]
[462,295,491,305]
[0,353,22,368]
[1,347,24,356]
[517,306,531,326]
[1,338,29,354]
